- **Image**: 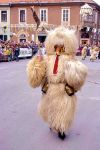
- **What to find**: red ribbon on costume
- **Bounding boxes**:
[53,55,59,74]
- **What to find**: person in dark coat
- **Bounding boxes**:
[98,51,100,59]
[14,45,20,61]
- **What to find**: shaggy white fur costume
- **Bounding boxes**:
[90,46,99,61]
[27,27,88,134]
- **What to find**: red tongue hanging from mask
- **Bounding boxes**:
[53,55,59,74]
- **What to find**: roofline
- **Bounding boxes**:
[0,1,100,11]
[6,1,97,6]
[0,3,9,6]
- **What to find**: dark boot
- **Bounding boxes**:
[50,128,52,131]
[58,132,66,140]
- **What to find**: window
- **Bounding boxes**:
[19,9,26,22]
[62,8,70,22]
[63,9,68,21]
[0,35,7,41]
[40,9,47,22]
[4,35,7,41]
[0,35,3,40]
[1,11,7,22]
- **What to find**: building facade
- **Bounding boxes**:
[0,3,10,41]
[0,0,100,45]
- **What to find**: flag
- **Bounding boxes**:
[31,7,40,30]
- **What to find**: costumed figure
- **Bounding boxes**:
[26,27,88,140]
[90,45,99,61]
[81,45,87,60]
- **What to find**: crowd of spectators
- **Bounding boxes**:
[0,40,39,62]
[0,39,100,62]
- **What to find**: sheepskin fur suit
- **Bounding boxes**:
[27,27,88,134]
[90,46,99,61]
[81,45,87,60]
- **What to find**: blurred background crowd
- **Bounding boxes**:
[77,43,100,61]
[0,40,42,62]
[0,39,100,62]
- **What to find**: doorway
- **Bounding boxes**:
[38,34,46,43]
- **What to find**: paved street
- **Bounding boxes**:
[0,57,100,150]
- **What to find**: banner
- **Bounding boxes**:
[18,48,32,58]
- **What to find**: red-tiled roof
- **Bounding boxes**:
[0,0,96,4]
[0,0,93,3]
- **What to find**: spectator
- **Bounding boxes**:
[0,45,3,55]
[38,43,46,56]
[14,45,20,61]
[32,43,38,55]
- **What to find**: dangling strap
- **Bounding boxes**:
[53,55,59,74]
